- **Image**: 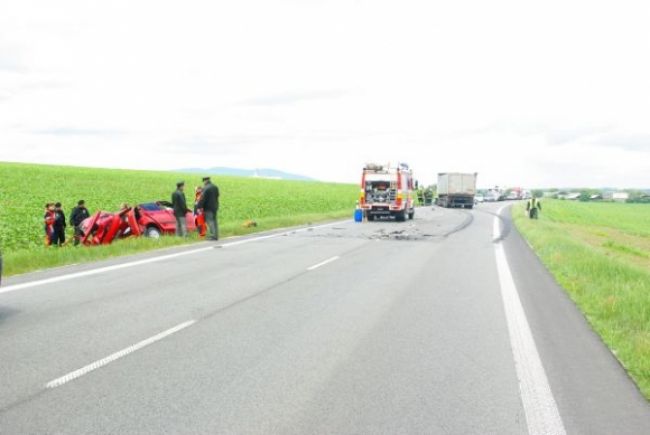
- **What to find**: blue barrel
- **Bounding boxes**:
[354,208,363,222]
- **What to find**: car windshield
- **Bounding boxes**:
[138,203,161,211]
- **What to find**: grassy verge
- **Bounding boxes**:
[513,200,650,399]
[3,210,351,277]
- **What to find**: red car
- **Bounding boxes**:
[80,201,197,245]
[137,201,197,238]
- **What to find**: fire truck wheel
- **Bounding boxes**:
[145,226,162,239]
[408,211,415,220]
[395,211,407,222]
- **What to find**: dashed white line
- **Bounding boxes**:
[493,207,566,435]
[46,320,196,389]
[307,256,340,271]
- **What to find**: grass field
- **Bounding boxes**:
[0,162,358,276]
[514,199,650,399]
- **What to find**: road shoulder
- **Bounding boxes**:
[502,206,650,435]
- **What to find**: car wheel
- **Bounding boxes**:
[145,226,161,239]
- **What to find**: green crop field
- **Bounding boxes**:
[514,199,650,398]
[0,162,358,276]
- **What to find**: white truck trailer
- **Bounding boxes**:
[436,173,477,209]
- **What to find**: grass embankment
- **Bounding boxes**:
[0,162,357,276]
[514,199,650,398]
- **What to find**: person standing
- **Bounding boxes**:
[171,181,190,237]
[70,200,90,246]
[194,186,207,238]
[526,196,542,219]
[52,202,67,246]
[43,203,55,246]
[197,176,220,240]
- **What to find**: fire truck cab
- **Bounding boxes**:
[360,163,416,221]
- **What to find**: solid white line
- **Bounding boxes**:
[307,256,340,271]
[0,247,215,295]
[46,320,196,389]
[493,210,566,435]
[209,222,344,248]
[295,221,345,233]
[1,220,349,295]
[220,233,286,247]
[493,214,501,239]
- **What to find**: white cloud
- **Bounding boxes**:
[1,0,649,187]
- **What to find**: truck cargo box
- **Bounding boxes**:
[436,172,477,208]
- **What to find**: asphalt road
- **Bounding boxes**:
[1,203,648,434]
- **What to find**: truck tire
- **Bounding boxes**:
[395,210,406,222]
[367,214,375,221]
[408,210,415,220]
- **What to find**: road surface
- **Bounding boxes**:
[1,203,648,434]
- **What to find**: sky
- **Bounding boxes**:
[1,0,649,188]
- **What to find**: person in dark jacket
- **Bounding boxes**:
[52,202,67,246]
[70,200,90,246]
[171,181,190,237]
[197,176,220,240]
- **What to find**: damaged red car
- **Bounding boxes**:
[80,201,197,245]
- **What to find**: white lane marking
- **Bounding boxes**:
[46,320,196,389]
[491,204,507,241]
[1,221,349,295]
[493,214,501,240]
[307,256,340,271]
[493,209,566,435]
[208,222,344,248]
[0,248,214,295]
[220,233,287,247]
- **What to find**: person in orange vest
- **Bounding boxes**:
[43,203,55,246]
[194,186,207,237]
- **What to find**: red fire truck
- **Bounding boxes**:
[360,163,416,221]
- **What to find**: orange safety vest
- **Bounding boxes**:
[194,190,207,237]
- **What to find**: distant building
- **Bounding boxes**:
[557,192,580,200]
[566,192,581,200]
[612,192,629,202]
[590,194,603,200]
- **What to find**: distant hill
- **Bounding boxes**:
[177,167,315,181]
